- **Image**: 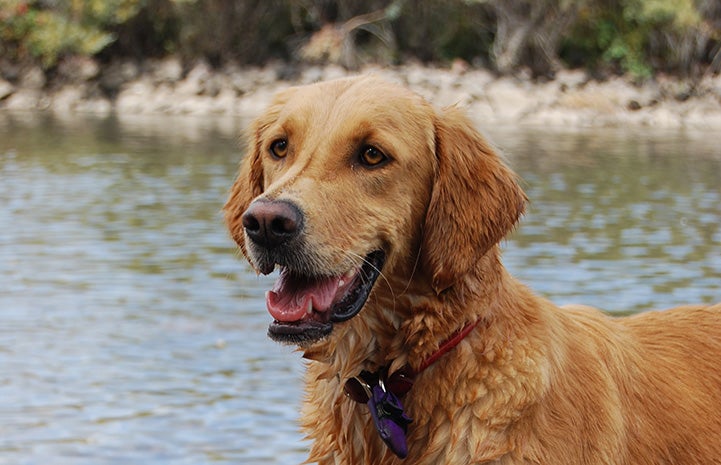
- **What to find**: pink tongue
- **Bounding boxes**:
[266,272,343,323]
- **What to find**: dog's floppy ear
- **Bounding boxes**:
[423,106,527,294]
[224,88,295,258]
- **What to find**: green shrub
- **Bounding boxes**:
[563,0,711,79]
[0,0,143,68]
[0,0,719,78]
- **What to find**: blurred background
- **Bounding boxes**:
[1,1,721,465]
[1,0,720,78]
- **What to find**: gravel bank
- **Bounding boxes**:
[2,58,721,129]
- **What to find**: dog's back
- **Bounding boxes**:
[532,303,721,464]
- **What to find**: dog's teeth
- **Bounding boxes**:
[338,279,345,287]
[307,300,313,314]
[344,270,355,279]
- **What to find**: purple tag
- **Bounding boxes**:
[367,383,412,458]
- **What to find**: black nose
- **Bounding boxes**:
[241,199,303,248]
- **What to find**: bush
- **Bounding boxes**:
[563,0,714,79]
[0,0,142,68]
[0,0,719,79]
[173,0,295,65]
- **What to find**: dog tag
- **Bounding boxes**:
[367,381,412,458]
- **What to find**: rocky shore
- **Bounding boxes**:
[2,57,721,129]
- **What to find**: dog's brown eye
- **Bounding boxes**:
[270,139,288,159]
[359,146,388,167]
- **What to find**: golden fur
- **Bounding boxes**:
[225,75,721,464]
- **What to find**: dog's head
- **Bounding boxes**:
[225,76,525,347]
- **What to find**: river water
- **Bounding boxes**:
[1,113,720,464]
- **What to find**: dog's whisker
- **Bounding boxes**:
[345,250,396,314]
[399,245,423,297]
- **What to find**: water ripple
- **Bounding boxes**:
[1,116,720,464]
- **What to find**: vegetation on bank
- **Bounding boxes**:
[0,0,720,82]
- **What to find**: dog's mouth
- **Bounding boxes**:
[267,250,386,345]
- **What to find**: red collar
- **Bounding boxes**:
[416,320,479,373]
[344,320,479,403]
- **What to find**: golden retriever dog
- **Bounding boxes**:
[224,75,721,464]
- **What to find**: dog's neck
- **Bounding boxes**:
[399,246,508,368]
[301,246,551,463]
[302,246,512,380]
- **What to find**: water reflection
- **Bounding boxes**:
[0,114,719,464]
[492,126,721,312]
[0,114,307,465]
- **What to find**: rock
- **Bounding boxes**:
[403,62,434,88]
[48,85,110,115]
[51,86,85,113]
[116,79,156,113]
[237,86,285,116]
[699,73,721,100]
[643,102,683,127]
[228,71,255,95]
[185,89,235,115]
[19,66,46,90]
[214,88,237,114]
[3,89,46,110]
[321,64,348,81]
[100,60,140,94]
[557,77,649,116]
[525,106,590,127]
[227,66,277,95]
[74,97,112,115]
[682,98,721,128]
[434,80,475,108]
[0,79,14,101]
[176,61,215,96]
[451,58,470,75]
[3,59,721,128]
[483,77,537,122]
[457,68,495,92]
[298,66,324,84]
[465,99,497,125]
[57,56,100,82]
[554,69,587,91]
[148,57,183,84]
[627,100,642,111]
[253,66,281,86]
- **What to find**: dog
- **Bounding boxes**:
[224,75,721,464]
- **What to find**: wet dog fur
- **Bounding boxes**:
[224,75,721,464]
